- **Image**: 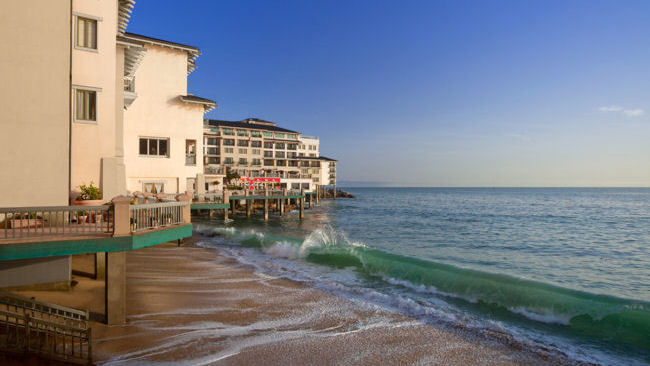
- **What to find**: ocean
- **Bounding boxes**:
[193,188,650,365]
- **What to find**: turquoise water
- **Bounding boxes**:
[194,188,650,365]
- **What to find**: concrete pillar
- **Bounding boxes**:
[95,252,105,280]
[246,190,251,217]
[106,196,130,325]
[175,194,191,224]
[333,184,337,199]
[105,251,126,325]
[280,188,286,216]
[223,190,230,221]
[196,173,206,201]
[300,189,305,219]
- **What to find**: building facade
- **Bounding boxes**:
[203,119,337,192]
[122,33,215,196]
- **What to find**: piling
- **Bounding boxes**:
[300,189,305,219]
[223,190,230,221]
[246,190,251,217]
[264,187,269,220]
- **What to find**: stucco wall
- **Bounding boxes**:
[70,0,119,200]
[124,45,204,194]
[0,256,71,288]
[0,1,71,207]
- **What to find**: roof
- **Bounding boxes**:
[205,119,299,134]
[122,32,200,74]
[180,95,217,112]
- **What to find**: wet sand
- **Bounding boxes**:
[11,235,572,365]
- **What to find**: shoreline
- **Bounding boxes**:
[9,233,574,365]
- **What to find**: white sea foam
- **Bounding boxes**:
[507,307,571,325]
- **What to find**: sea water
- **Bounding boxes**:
[193,188,650,365]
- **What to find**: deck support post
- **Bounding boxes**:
[105,196,130,325]
[264,187,269,220]
[223,190,230,221]
[246,190,251,217]
[300,189,305,219]
[95,252,105,280]
[309,192,313,209]
[280,188,286,216]
[176,194,191,224]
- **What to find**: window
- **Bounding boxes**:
[252,159,261,166]
[185,140,196,166]
[223,139,235,146]
[139,137,169,157]
[263,132,273,137]
[251,131,261,137]
[276,160,286,166]
[237,130,248,136]
[309,153,316,157]
[275,143,285,149]
[143,182,165,194]
[264,159,274,166]
[288,134,297,139]
[222,128,234,135]
[237,140,248,147]
[76,17,97,50]
[207,157,219,164]
[239,158,248,165]
[251,141,262,148]
[275,133,285,138]
[224,157,234,164]
[238,148,247,154]
[275,151,285,158]
[252,149,261,155]
[287,144,297,150]
[206,147,219,155]
[224,147,234,153]
[264,151,273,157]
[206,137,218,146]
[75,89,96,122]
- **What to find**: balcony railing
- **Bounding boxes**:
[205,166,224,175]
[186,154,196,166]
[129,201,186,232]
[0,205,113,239]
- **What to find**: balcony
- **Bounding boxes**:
[185,154,196,166]
[124,78,137,108]
[205,166,224,175]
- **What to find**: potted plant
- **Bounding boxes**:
[77,211,88,225]
[9,213,43,229]
[73,181,104,206]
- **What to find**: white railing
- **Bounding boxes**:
[0,289,91,363]
[129,201,186,232]
[0,205,112,239]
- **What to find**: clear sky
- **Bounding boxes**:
[128,0,650,187]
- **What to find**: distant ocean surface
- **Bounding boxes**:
[194,188,650,365]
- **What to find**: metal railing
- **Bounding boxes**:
[193,193,224,202]
[0,289,91,364]
[205,166,224,175]
[0,205,113,239]
[185,154,196,166]
[129,201,187,232]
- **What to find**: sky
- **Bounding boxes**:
[128,0,650,187]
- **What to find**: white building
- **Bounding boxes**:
[122,33,216,195]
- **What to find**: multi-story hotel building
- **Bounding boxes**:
[203,118,337,192]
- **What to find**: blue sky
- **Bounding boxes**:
[128,0,650,187]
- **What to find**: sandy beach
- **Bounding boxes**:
[8,234,573,365]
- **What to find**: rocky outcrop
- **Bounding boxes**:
[325,189,355,198]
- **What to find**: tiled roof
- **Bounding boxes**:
[294,156,338,161]
[206,119,299,134]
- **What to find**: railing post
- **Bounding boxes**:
[111,196,131,237]
[175,194,191,224]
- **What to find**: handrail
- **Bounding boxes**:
[0,205,113,239]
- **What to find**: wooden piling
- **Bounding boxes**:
[223,190,229,221]
[264,187,269,220]
[300,189,305,219]
[246,190,251,217]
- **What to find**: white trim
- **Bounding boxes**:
[73,15,99,52]
[72,12,103,21]
[72,84,103,92]
[72,87,99,124]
